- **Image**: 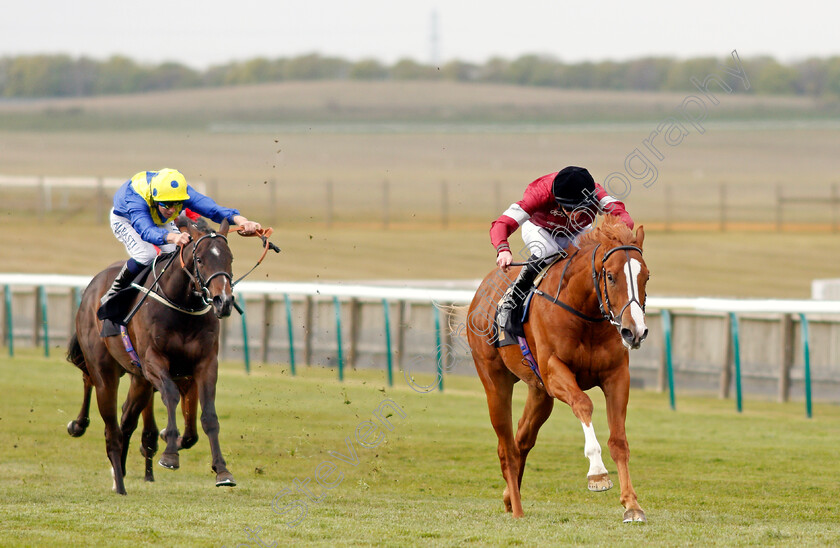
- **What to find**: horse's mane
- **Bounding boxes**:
[175,214,213,234]
[576,215,635,249]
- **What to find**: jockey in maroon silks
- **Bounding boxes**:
[490,166,634,329]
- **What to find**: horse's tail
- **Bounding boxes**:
[435,303,470,339]
[66,332,88,376]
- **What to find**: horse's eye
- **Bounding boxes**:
[196,258,202,264]
[606,272,615,284]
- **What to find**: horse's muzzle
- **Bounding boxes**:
[212,295,233,318]
[621,327,648,350]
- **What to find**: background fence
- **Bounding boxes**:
[2,175,839,231]
[2,275,839,414]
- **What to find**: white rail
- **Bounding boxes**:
[1,274,839,314]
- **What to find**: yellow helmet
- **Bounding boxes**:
[150,169,189,203]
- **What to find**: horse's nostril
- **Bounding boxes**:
[641,328,649,341]
[620,328,634,341]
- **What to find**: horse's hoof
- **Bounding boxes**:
[622,508,646,523]
[177,435,199,450]
[215,471,237,487]
[588,473,613,492]
[67,420,87,437]
[158,453,180,470]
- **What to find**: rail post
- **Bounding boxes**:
[284,294,296,375]
[661,309,675,410]
[4,285,13,357]
[333,296,344,381]
[729,312,743,413]
[798,313,813,419]
[237,294,250,374]
[38,285,49,357]
[434,304,444,392]
[383,299,393,387]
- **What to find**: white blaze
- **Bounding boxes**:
[624,258,647,336]
[581,422,608,476]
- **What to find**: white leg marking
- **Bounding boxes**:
[111,465,117,492]
[624,259,647,338]
[581,422,608,476]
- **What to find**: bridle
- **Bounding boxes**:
[123,225,279,323]
[180,232,233,306]
[591,244,645,329]
[534,243,645,333]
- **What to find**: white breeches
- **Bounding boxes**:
[521,220,590,259]
[109,209,179,265]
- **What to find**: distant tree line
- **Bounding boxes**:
[2,52,840,98]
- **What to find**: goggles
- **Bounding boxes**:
[156,200,183,209]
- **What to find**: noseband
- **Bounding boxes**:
[591,244,645,329]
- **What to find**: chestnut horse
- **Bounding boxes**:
[66,218,237,494]
[467,216,649,522]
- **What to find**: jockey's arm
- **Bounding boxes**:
[232,215,261,235]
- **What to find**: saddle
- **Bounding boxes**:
[97,264,153,337]
[493,255,568,385]
[494,256,563,348]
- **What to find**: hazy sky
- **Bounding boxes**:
[1,1,837,68]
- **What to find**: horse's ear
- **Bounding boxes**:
[634,225,645,250]
[186,222,201,240]
[219,218,230,236]
[175,214,189,231]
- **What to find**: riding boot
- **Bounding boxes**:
[100,262,136,307]
[497,256,545,330]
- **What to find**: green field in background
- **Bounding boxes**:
[1,350,838,547]
[2,215,840,298]
[1,81,839,298]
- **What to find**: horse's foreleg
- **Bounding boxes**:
[543,354,613,492]
[602,367,645,523]
[145,369,182,471]
[67,374,93,437]
[195,361,235,487]
[119,375,154,480]
[514,384,554,490]
[140,396,159,482]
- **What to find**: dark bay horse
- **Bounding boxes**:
[467,216,649,522]
[66,218,237,494]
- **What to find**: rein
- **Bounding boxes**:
[178,225,280,307]
[122,251,181,324]
[122,225,280,322]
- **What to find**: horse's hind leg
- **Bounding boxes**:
[119,375,154,481]
[67,374,93,437]
[139,396,159,482]
[474,355,521,516]
[514,384,554,490]
[177,380,199,450]
[91,368,127,494]
[543,355,613,493]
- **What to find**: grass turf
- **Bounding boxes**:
[1,349,838,547]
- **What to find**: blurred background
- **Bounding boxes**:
[1,0,839,298]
